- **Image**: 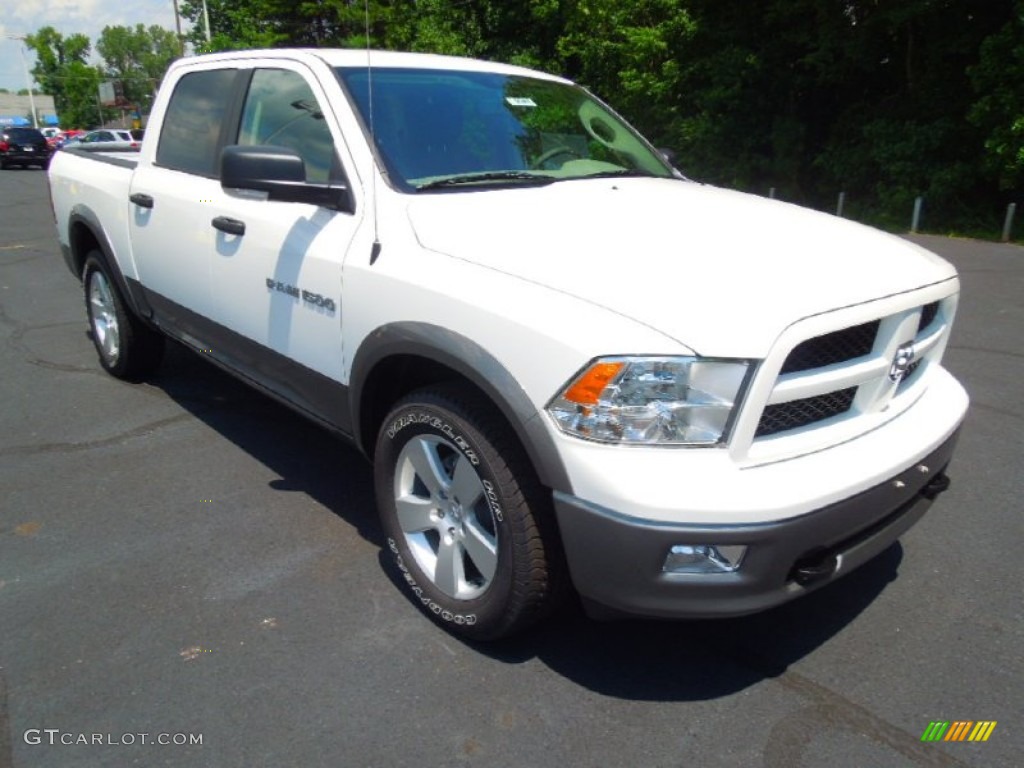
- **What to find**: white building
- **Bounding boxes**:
[0,92,58,127]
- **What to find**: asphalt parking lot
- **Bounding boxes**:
[1,166,1021,768]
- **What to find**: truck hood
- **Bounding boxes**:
[405,178,956,356]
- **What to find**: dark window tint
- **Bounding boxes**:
[6,128,44,142]
[157,69,236,176]
[236,69,337,184]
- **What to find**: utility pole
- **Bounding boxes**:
[171,0,186,56]
[6,35,39,128]
[203,0,212,43]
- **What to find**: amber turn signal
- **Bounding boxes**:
[562,361,624,405]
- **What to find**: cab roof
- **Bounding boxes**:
[178,48,572,84]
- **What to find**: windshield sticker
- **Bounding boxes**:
[506,97,537,107]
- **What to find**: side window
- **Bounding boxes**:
[156,69,236,176]
[237,69,337,184]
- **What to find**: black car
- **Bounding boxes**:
[0,127,53,169]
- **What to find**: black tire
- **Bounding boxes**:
[83,252,164,380]
[374,385,566,640]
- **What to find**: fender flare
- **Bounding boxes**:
[349,322,573,494]
[67,205,153,320]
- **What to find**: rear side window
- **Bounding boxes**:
[157,69,236,176]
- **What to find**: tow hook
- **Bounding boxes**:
[791,549,839,587]
[921,473,951,500]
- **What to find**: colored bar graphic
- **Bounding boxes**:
[945,721,972,741]
[968,722,997,742]
[922,720,997,742]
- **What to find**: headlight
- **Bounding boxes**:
[546,357,752,446]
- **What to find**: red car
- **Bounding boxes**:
[55,129,85,149]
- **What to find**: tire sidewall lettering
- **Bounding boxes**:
[481,479,504,523]
[387,408,505,525]
[387,538,477,626]
[386,412,479,466]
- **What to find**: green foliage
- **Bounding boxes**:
[558,0,696,130]
[170,0,1017,232]
[25,23,180,127]
[60,62,104,127]
[20,1,1022,233]
[25,27,105,127]
[96,25,181,108]
[970,2,1024,190]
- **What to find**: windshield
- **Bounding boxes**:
[336,67,675,190]
[6,128,44,142]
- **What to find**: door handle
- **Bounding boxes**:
[129,193,154,208]
[212,216,246,236]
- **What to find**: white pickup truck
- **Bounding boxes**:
[49,49,968,639]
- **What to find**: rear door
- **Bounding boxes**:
[128,66,240,334]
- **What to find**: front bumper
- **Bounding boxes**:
[554,428,960,620]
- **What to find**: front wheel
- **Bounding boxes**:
[374,385,565,640]
[83,253,164,380]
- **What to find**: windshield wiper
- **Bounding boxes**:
[571,169,663,180]
[417,171,555,190]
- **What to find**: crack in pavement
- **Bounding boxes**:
[0,249,39,269]
[761,666,974,768]
[0,303,96,374]
[0,413,194,458]
[706,639,976,768]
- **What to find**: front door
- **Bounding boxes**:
[204,64,363,424]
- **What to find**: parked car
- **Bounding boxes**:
[0,127,52,169]
[40,126,62,148]
[66,129,141,151]
[54,129,85,149]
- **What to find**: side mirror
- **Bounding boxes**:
[658,147,678,166]
[220,145,353,213]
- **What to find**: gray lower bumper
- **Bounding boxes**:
[553,429,960,620]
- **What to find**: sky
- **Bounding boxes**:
[0,0,185,92]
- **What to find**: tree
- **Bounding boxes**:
[970,2,1024,191]
[26,26,105,128]
[97,24,181,109]
[108,0,1021,231]
[178,0,310,51]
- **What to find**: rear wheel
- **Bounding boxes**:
[374,385,565,640]
[83,253,164,380]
